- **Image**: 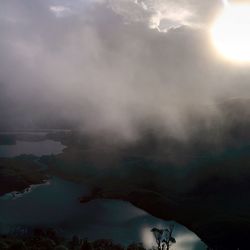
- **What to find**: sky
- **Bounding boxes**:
[1,0,250,140]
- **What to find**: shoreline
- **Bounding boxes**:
[0,179,51,201]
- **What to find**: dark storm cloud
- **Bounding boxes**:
[1,0,250,140]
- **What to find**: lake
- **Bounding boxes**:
[0,177,206,250]
[0,136,207,249]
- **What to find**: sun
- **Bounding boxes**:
[211,3,250,63]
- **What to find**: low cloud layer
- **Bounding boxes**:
[1,0,250,140]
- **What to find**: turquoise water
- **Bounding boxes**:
[0,137,207,249]
[0,177,206,249]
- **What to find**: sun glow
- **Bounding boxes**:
[211,2,250,63]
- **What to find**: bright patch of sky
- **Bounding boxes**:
[106,0,197,32]
[49,5,72,17]
[48,0,202,31]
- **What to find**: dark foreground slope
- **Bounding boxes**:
[0,228,145,250]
